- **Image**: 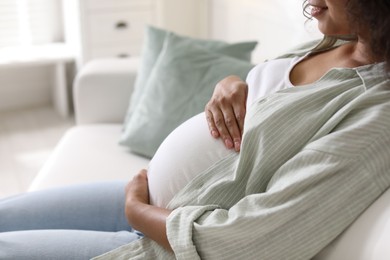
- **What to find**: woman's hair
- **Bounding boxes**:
[303,0,390,72]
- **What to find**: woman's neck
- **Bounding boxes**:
[289,39,378,86]
[343,38,380,67]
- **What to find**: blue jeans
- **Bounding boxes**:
[0,181,142,260]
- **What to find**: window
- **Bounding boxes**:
[0,0,64,49]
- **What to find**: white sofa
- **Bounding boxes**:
[28,58,150,191]
[28,57,390,259]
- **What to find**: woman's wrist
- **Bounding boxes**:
[125,200,148,228]
[124,170,173,251]
[126,200,173,251]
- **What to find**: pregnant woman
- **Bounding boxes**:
[1,0,390,259]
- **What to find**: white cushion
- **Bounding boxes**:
[148,112,235,207]
[29,125,150,191]
[314,187,390,260]
[73,58,140,125]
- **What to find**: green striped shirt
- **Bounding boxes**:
[95,39,390,260]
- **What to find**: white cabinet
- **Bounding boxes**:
[63,0,158,68]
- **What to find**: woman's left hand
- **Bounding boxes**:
[124,169,173,251]
[125,169,149,208]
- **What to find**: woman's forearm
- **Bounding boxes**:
[124,169,173,251]
[126,200,173,252]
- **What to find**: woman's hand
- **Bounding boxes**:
[125,169,149,207]
[124,169,173,251]
[205,75,248,152]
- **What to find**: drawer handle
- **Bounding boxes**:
[118,53,130,58]
[115,21,128,30]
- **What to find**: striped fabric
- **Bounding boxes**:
[95,39,390,260]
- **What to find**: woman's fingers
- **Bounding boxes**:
[205,109,219,138]
[125,169,149,205]
[206,104,242,151]
[231,107,246,151]
[222,106,242,151]
[232,102,246,132]
[205,75,248,152]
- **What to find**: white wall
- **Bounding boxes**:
[208,0,322,62]
[155,0,322,62]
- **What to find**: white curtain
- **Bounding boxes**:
[0,0,63,48]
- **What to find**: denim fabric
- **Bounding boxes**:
[0,181,142,259]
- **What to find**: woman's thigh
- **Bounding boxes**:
[0,229,141,260]
[0,181,130,232]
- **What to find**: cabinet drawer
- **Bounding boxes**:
[85,0,155,11]
[89,44,142,59]
[87,11,153,45]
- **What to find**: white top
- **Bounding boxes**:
[246,56,301,106]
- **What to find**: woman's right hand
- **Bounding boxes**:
[205,75,248,152]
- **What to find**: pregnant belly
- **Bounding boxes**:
[148,112,235,208]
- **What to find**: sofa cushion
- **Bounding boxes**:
[314,188,390,260]
[73,58,140,125]
[29,125,150,191]
[123,25,258,128]
[119,32,255,157]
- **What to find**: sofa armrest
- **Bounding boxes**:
[73,57,140,125]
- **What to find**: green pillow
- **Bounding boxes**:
[123,25,257,125]
[119,32,255,157]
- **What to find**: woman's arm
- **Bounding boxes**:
[124,170,173,252]
[205,75,248,152]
